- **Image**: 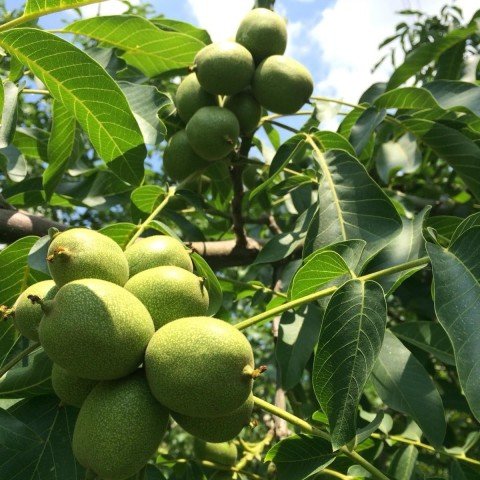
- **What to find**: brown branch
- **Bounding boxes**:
[229,136,252,248]
[0,208,262,268]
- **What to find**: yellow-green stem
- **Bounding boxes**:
[0,341,40,377]
[0,0,107,32]
[21,88,49,95]
[235,257,429,330]
[253,396,390,480]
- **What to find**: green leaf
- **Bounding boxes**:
[23,0,106,15]
[131,185,166,214]
[0,80,19,148]
[305,149,402,264]
[374,81,480,117]
[427,227,480,421]
[288,250,350,300]
[12,127,48,161]
[150,17,211,45]
[365,207,429,294]
[426,215,462,242]
[313,279,387,449]
[64,15,204,77]
[44,99,80,200]
[0,396,84,479]
[387,445,418,480]
[355,411,384,445]
[349,107,386,155]
[276,305,322,390]
[265,434,336,480]
[387,24,478,89]
[0,408,42,451]
[450,212,480,245]
[0,145,27,183]
[0,350,53,399]
[402,118,480,200]
[391,321,454,366]
[191,252,222,316]
[28,235,52,276]
[250,134,307,201]
[371,330,446,446]
[375,133,421,183]
[0,236,47,307]
[0,28,146,186]
[118,81,167,145]
[0,319,20,369]
[99,222,136,249]
[310,130,356,156]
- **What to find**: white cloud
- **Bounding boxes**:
[311,0,477,103]
[79,0,140,18]
[187,0,254,41]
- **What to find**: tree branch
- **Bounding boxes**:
[0,208,262,268]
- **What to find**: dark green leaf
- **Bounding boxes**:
[310,131,355,156]
[450,212,480,245]
[0,396,84,479]
[391,321,454,365]
[313,280,386,449]
[427,227,480,421]
[426,215,462,242]
[265,434,336,480]
[64,16,204,77]
[191,252,222,316]
[0,408,42,451]
[349,107,386,155]
[371,330,446,446]
[355,411,384,445]
[387,445,418,480]
[305,149,402,264]
[0,28,146,186]
[276,305,322,390]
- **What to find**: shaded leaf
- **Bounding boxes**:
[0,80,19,148]
[313,280,387,449]
[388,445,418,480]
[427,227,480,421]
[426,215,462,242]
[265,434,336,480]
[0,28,146,185]
[276,305,322,390]
[0,145,27,183]
[349,107,386,155]
[371,330,446,446]
[392,321,454,366]
[64,15,204,77]
[191,252,222,316]
[450,212,480,245]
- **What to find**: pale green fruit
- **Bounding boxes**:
[12,280,57,341]
[186,106,240,161]
[236,8,287,63]
[125,235,193,277]
[194,41,254,95]
[51,364,96,408]
[145,317,254,417]
[252,56,314,114]
[47,228,129,287]
[124,266,209,330]
[175,73,218,123]
[73,371,169,480]
[38,279,154,380]
[173,393,253,442]
[193,439,238,466]
[224,92,262,134]
[163,130,209,181]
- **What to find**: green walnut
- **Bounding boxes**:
[11,280,57,341]
[194,41,254,95]
[38,279,154,380]
[125,235,193,277]
[186,106,240,161]
[252,55,314,114]
[47,228,129,287]
[173,393,253,442]
[125,266,209,330]
[236,8,287,63]
[145,317,254,418]
[224,91,262,134]
[193,439,238,466]
[175,73,218,123]
[73,371,169,480]
[163,130,210,181]
[51,363,96,408]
